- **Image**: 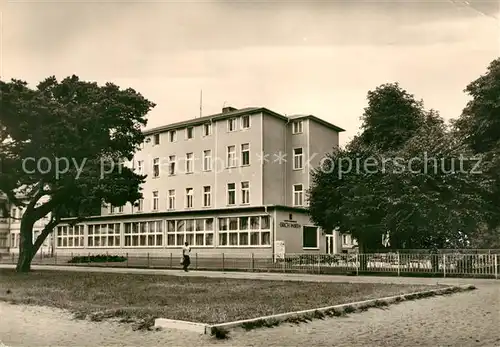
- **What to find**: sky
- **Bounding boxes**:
[1,0,499,145]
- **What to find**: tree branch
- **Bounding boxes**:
[33,213,60,252]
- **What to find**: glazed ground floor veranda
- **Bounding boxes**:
[5,205,345,258]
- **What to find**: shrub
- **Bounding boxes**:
[67,255,127,264]
[211,326,230,339]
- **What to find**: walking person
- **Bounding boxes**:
[182,241,191,272]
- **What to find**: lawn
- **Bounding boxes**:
[0,269,441,324]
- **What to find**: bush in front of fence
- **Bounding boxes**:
[280,254,355,266]
[67,255,127,264]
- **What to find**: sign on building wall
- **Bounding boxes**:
[275,240,285,260]
[279,221,301,228]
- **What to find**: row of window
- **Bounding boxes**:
[11,215,318,250]
[112,181,252,214]
[136,145,305,178]
[149,115,252,146]
[148,118,304,147]
[56,216,271,248]
[141,143,252,178]
[7,206,50,221]
[110,182,305,215]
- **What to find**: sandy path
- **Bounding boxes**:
[1,282,499,347]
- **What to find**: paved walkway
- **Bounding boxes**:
[0,264,497,286]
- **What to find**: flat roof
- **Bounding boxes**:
[142,107,345,135]
[60,205,309,223]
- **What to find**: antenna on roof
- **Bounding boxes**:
[199,90,203,118]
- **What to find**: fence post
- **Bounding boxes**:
[55,253,57,265]
[126,252,129,268]
[195,253,198,270]
[106,252,108,264]
[397,252,400,276]
[443,254,446,278]
[251,253,254,272]
[356,253,359,276]
[317,254,321,274]
[147,253,150,268]
[495,254,498,280]
[222,253,225,271]
[170,253,172,268]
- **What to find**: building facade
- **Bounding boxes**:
[7,205,54,256]
[0,196,10,257]
[5,106,345,259]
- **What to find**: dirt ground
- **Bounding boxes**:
[1,282,499,347]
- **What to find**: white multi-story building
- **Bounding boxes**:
[6,106,345,258]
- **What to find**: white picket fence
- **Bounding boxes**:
[2,251,499,278]
[277,253,499,278]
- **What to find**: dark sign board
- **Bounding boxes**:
[279,221,301,228]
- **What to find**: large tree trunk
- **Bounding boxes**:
[16,244,35,272]
[16,218,36,272]
[14,192,60,272]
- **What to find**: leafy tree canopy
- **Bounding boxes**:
[453,57,500,242]
[309,81,496,251]
[454,58,500,155]
[0,75,155,271]
[357,83,427,152]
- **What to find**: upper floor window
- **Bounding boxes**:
[137,160,144,174]
[186,127,194,139]
[203,186,212,207]
[186,153,194,173]
[241,115,250,129]
[227,145,237,168]
[203,150,212,171]
[135,199,144,212]
[153,158,160,177]
[228,118,237,132]
[241,143,250,166]
[293,148,303,170]
[153,133,160,145]
[292,120,303,134]
[152,191,159,211]
[241,181,250,204]
[186,188,193,208]
[169,130,177,142]
[168,189,175,210]
[227,183,236,205]
[203,123,212,136]
[168,155,176,175]
[293,184,304,206]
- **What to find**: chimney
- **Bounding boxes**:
[222,106,237,113]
